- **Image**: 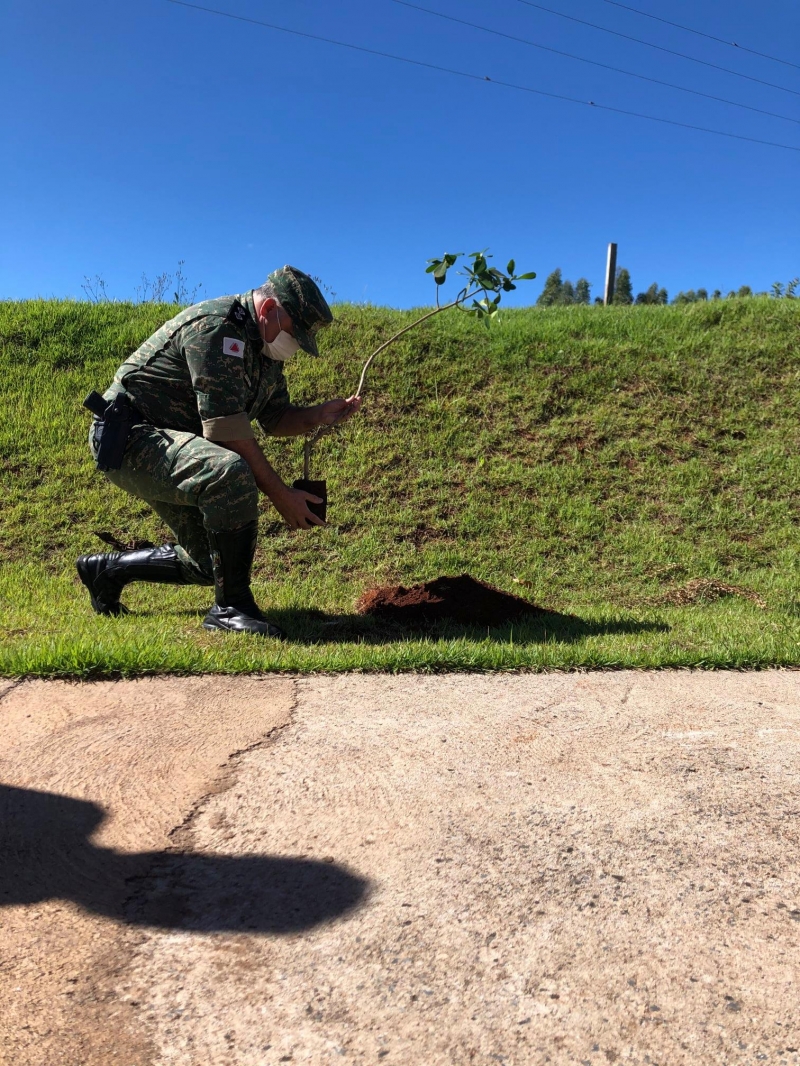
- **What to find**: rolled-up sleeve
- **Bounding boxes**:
[256,371,291,435]
[181,319,254,441]
[201,413,254,441]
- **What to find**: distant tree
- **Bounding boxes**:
[537,269,593,306]
[635,282,668,305]
[712,290,722,300]
[674,288,712,304]
[537,268,565,306]
[787,278,799,299]
[613,267,633,305]
[594,296,604,305]
[726,291,737,299]
[737,285,753,298]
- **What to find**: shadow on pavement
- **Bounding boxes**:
[0,783,369,933]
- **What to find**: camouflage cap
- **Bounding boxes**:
[266,265,334,356]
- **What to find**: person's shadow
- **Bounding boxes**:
[0,783,369,933]
[242,607,669,646]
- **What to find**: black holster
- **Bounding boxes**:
[83,390,140,471]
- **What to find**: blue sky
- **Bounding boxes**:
[1,0,797,307]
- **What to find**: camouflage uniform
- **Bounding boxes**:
[89,267,333,583]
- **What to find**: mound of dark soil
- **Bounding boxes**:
[355,574,545,628]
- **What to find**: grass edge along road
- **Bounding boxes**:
[1,297,799,677]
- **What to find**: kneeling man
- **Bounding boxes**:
[77,266,359,638]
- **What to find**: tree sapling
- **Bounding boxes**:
[294,250,535,519]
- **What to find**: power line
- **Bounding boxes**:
[598,0,800,72]
[165,0,800,153]
[390,0,800,126]
[512,0,800,98]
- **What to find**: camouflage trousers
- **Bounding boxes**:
[89,421,259,583]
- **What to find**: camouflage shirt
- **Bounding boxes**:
[107,291,290,441]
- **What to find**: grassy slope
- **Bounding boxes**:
[1,297,799,676]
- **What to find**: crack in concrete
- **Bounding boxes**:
[0,678,25,704]
[104,679,302,1064]
[165,676,301,854]
[118,677,302,932]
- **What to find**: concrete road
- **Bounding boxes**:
[1,672,799,1065]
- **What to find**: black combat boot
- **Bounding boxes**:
[76,545,202,616]
[202,522,285,638]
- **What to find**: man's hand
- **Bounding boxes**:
[220,437,323,529]
[271,484,325,529]
[316,395,362,427]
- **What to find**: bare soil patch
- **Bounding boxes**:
[663,577,767,609]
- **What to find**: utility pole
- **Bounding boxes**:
[604,243,618,306]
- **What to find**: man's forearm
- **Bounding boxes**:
[221,437,288,500]
[271,404,324,437]
[220,436,325,530]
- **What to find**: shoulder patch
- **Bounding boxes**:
[223,337,245,357]
[225,299,248,326]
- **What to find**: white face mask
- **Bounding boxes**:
[265,328,301,362]
[263,305,301,362]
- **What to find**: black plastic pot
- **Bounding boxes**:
[293,478,327,523]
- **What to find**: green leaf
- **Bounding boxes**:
[516,272,537,280]
[433,262,449,283]
[507,259,515,274]
[425,262,441,274]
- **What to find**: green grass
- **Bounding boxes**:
[2,296,800,676]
